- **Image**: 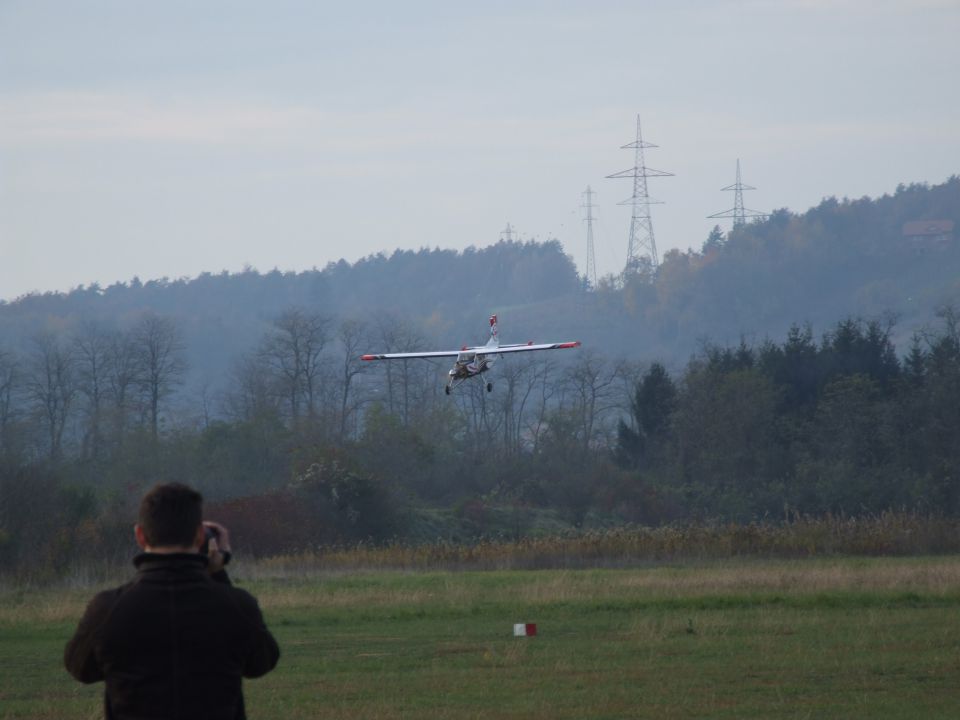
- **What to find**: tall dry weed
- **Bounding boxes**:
[242,512,960,578]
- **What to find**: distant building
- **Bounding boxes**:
[902,220,955,248]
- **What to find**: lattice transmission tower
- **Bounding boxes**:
[500,222,516,242]
[581,186,598,289]
[708,159,767,229]
[607,115,673,272]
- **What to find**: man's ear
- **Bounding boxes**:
[134,524,148,550]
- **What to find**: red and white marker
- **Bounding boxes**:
[513,623,537,637]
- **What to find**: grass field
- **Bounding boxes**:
[2,556,960,718]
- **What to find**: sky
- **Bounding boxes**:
[1,0,958,301]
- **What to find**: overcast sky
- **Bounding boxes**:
[1,0,957,301]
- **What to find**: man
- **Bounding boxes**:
[65,482,280,720]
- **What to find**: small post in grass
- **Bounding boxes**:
[513,623,537,637]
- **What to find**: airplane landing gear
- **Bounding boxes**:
[445,386,451,395]
[486,382,493,393]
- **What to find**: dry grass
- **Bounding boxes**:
[0,588,95,625]
[3,513,957,621]
[239,556,960,614]
[5,555,957,623]
[614,558,960,595]
[238,513,960,579]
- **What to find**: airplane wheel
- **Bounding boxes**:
[486,382,493,393]
[445,386,451,395]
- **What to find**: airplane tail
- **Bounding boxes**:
[485,315,499,349]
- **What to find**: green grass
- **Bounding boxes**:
[3,557,960,718]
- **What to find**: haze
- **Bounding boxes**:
[1,0,957,301]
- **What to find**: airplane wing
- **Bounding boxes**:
[361,350,461,361]
[490,341,581,354]
[361,341,580,360]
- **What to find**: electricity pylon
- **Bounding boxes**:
[708,159,767,229]
[582,186,598,289]
[606,115,673,272]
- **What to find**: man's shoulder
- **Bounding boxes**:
[211,580,267,616]
[88,580,135,609]
[73,580,135,628]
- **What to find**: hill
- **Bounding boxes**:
[2,176,958,393]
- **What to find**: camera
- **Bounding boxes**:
[200,525,219,556]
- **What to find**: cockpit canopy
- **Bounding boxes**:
[456,351,476,363]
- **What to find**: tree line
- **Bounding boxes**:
[615,309,960,521]
[3,303,960,576]
[0,314,186,466]
[0,306,636,572]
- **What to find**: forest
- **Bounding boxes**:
[1,177,959,576]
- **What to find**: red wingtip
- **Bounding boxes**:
[360,354,376,361]
[558,342,580,349]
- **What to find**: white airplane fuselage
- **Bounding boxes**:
[448,350,496,380]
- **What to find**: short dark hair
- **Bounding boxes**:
[138,483,203,548]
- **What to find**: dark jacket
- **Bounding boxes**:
[64,553,279,720]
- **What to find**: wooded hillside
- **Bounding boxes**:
[2,177,957,386]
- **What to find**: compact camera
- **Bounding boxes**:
[200,525,220,556]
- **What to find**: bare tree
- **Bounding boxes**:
[0,349,21,458]
[259,308,331,430]
[194,379,215,430]
[372,314,431,425]
[562,351,623,456]
[525,355,558,454]
[453,374,503,460]
[496,360,539,458]
[106,328,140,445]
[336,318,369,441]
[73,322,113,461]
[25,333,77,461]
[224,353,281,423]
[612,359,647,428]
[132,314,187,440]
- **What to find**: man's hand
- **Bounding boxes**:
[203,521,232,574]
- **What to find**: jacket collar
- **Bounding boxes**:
[133,552,209,572]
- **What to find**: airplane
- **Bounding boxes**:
[361,315,580,395]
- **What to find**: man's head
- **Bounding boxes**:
[136,482,204,551]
